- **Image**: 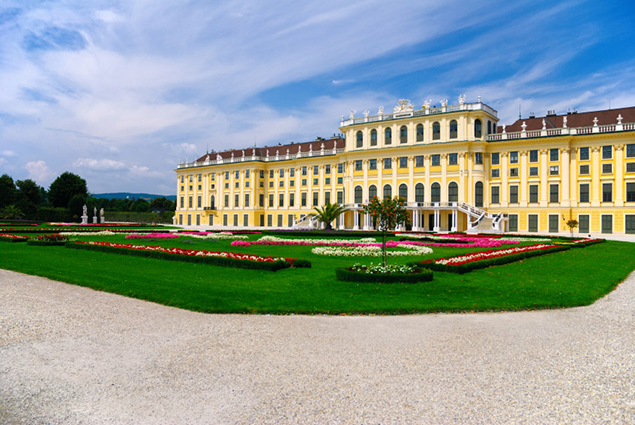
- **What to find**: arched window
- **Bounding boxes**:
[354,185,363,204]
[400,126,408,144]
[415,183,424,203]
[491,123,496,134]
[474,119,482,138]
[487,121,492,135]
[433,122,440,140]
[370,129,377,146]
[448,182,458,202]
[475,182,483,207]
[384,128,392,145]
[356,131,363,148]
[416,124,424,142]
[383,184,392,199]
[450,120,458,139]
[431,183,441,203]
[399,183,408,201]
[368,184,377,200]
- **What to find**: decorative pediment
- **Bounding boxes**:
[393,99,414,113]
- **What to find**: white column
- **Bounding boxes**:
[434,209,440,232]
[540,149,549,207]
[501,152,508,207]
[440,154,448,202]
[591,147,601,206]
[561,148,570,207]
[353,210,359,230]
[615,145,624,206]
[408,156,415,202]
[458,152,466,203]
[339,213,345,230]
[452,209,458,232]
[520,151,528,207]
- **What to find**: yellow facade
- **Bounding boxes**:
[175,98,635,236]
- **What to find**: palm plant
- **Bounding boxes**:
[0,204,24,219]
[310,203,349,230]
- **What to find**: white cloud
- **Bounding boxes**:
[73,158,127,171]
[1,150,17,157]
[24,160,52,183]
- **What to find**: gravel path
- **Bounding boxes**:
[1,269,634,424]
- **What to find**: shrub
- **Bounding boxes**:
[335,265,433,284]
[27,234,69,246]
[290,259,312,268]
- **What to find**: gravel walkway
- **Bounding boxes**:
[1,269,634,424]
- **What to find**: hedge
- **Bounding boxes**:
[413,245,570,274]
[335,267,433,284]
[0,235,28,242]
[570,239,605,248]
[26,239,67,246]
[64,242,302,272]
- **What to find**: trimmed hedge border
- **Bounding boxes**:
[0,235,28,242]
[26,240,67,246]
[570,239,605,248]
[64,241,303,272]
[335,267,433,284]
[413,245,570,274]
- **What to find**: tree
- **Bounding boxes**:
[15,179,41,219]
[0,205,24,219]
[363,196,410,267]
[0,174,16,209]
[309,202,349,230]
[48,172,88,209]
[565,219,578,237]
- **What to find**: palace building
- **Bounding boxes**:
[174,97,635,235]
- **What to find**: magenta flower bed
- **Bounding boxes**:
[231,239,514,249]
[125,233,180,239]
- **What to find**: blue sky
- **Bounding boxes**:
[0,0,634,195]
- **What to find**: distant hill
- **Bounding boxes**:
[92,193,177,201]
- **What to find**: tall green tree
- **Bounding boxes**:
[48,172,88,209]
[309,203,349,230]
[15,179,41,219]
[0,174,16,209]
[363,196,410,267]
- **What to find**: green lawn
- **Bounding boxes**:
[0,232,633,314]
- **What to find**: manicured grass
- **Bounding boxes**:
[0,230,634,314]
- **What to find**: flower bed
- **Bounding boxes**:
[415,244,570,274]
[569,238,605,248]
[26,234,69,246]
[0,233,29,242]
[65,241,309,271]
[312,244,433,257]
[336,263,433,284]
[125,233,181,239]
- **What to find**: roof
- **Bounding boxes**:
[499,106,635,133]
[195,137,345,163]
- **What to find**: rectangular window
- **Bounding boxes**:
[579,215,589,233]
[260,170,264,179]
[234,194,239,207]
[508,214,518,232]
[491,186,500,204]
[223,214,228,226]
[301,193,307,207]
[491,152,500,165]
[312,192,318,206]
[225,182,229,189]
[510,151,519,164]
[233,182,238,189]
[313,178,318,185]
[475,152,483,165]
[529,150,538,163]
[244,214,249,227]
[313,165,319,175]
[279,169,284,178]
[279,193,284,207]
[268,194,273,207]
[245,170,250,179]
[324,191,331,205]
[509,185,518,203]
[549,184,559,203]
[302,166,307,176]
[579,147,589,161]
[602,163,612,174]
[279,181,284,188]
[244,194,249,207]
[269,181,273,188]
[602,183,612,202]
[399,157,408,168]
[337,191,343,204]
[355,160,363,171]
[224,195,228,208]
[491,169,500,178]
[325,177,331,185]
[448,153,458,165]
[602,145,612,159]
[337,177,343,184]
[289,193,295,207]
[528,214,538,232]
[529,185,538,203]
[627,144,635,158]
[337,163,344,173]
[369,159,377,170]
[211,173,215,181]
[601,215,613,234]
[325,165,331,174]
[384,158,392,169]
[269,170,274,179]
[288,214,294,227]
[415,155,424,167]
[627,163,635,173]
[549,149,558,162]
[431,155,440,166]
[549,215,559,233]
[527,166,537,176]
[301,179,307,186]
[267,214,272,227]
[579,164,590,175]
[627,182,635,202]
[233,214,238,226]
[245,181,249,188]
[509,168,519,177]
[259,194,264,207]
[579,184,590,203]
[180,196,184,209]
[181,175,184,183]
[550,165,559,175]
[625,215,635,234]
[224,172,229,180]
[290,168,295,177]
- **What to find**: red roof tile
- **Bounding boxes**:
[500,106,635,133]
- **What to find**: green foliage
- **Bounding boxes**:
[363,196,410,266]
[0,204,24,219]
[15,179,41,218]
[48,172,88,209]
[336,266,433,284]
[290,259,312,268]
[414,245,570,274]
[309,203,349,230]
[0,235,28,242]
[0,174,16,209]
